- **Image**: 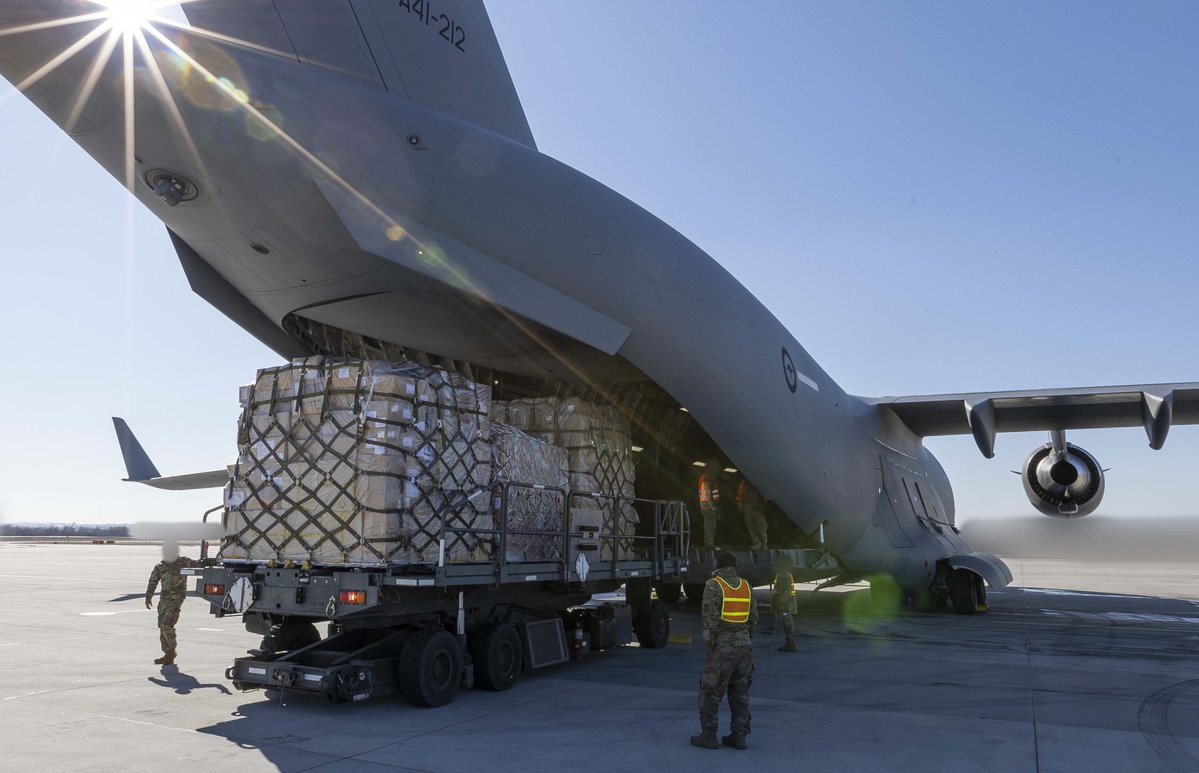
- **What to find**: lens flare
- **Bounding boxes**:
[93,0,157,32]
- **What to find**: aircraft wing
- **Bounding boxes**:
[874,383,1199,457]
[112,418,229,490]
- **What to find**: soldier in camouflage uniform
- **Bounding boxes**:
[691,551,758,751]
[772,555,797,652]
[736,477,769,550]
[697,467,721,547]
[145,542,198,665]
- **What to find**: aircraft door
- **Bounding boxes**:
[873,458,913,549]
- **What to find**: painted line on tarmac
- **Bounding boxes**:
[3,689,54,701]
[80,610,145,617]
[196,627,225,632]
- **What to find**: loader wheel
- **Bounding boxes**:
[634,600,671,649]
[655,582,682,603]
[259,620,321,654]
[399,629,463,707]
[949,569,979,615]
[470,623,523,692]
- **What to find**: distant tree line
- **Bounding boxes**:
[0,523,130,538]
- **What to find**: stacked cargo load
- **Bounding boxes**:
[223,357,492,566]
[491,396,639,558]
[489,423,569,561]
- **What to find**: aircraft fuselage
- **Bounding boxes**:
[0,4,977,589]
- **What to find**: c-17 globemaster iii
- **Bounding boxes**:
[2,0,1197,620]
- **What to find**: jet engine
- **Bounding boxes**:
[1021,437,1105,518]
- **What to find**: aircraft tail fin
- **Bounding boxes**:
[113,417,161,482]
[112,417,229,490]
[183,0,536,149]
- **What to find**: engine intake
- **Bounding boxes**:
[1022,442,1104,518]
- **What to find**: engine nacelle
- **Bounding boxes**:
[1022,442,1105,518]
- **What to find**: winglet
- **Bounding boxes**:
[112,417,162,482]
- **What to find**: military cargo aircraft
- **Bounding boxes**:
[2,0,1196,613]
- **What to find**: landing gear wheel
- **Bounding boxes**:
[949,570,979,615]
[398,629,463,707]
[634,600,671,649]
[470,623,522,692]
[655,582,682,603]
[683,583,706,605]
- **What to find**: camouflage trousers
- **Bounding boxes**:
[700,504,719,546]
[698,642,753,736]
[743,505,768,549]
[779,611,795,637]
[157,594,184,656]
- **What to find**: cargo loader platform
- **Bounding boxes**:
[190,486,690,706]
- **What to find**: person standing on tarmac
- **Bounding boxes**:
[697,465,721,547]
[145,541,198,665]
[736,476,769,550]
[692,551,758,751]
[772,556,797,652]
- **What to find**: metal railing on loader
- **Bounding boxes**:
[428,483,691,588]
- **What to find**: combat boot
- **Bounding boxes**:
[154,653,175,665]
[777,636,796,652]
[690,732,719,750]
[722,734,748,750]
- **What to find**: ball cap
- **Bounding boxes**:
[715,551,738,569]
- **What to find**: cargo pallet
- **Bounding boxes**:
[190,484,690,706]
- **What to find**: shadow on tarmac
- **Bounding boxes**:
[149,665,232,695]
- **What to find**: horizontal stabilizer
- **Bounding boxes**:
[111,417,228,490]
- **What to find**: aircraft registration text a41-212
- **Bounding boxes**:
[398,0,468,52]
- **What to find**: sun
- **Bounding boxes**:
[92,0,159,32]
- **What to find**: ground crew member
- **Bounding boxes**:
[736,477,769,550]
[698,467,720,547]
[772,556,797,652]
[691,551,757,751]
[145,542,198,665]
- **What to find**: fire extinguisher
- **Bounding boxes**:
[573,619,585,662]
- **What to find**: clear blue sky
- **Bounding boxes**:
[1,1,1196,525]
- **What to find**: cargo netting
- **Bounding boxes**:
[490,423,569,561]
[223,357,492,566]
[491,396,639,558]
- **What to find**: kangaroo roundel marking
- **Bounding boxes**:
[782,347,798,393]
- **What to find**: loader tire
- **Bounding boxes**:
[634,600,671,649]
[470,623,522,692]
[399,629,463,707]
[275,620,321,652]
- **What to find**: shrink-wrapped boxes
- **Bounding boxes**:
[223,357,491,566]
[491,423,569,560]
[491,395,640,558]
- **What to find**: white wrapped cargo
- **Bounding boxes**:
[490,423,569,560]
[223,357,492,566]
[491,395,639,556]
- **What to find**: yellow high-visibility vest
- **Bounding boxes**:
[712,575,751,623]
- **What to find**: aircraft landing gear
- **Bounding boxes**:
[948,569,986,615]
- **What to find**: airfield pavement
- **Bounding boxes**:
[1,543,1198,772]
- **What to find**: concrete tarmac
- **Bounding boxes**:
[2,543,1198,772]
